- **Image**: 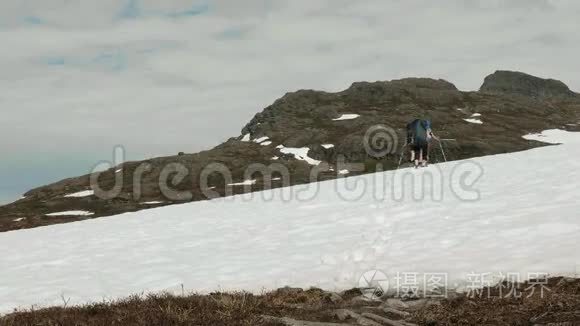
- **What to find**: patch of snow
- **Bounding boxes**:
[521,130,580,145]
[322,144,335,149]
[115,169,122,173]
[276,145,284,149]
[272,177,282,181]
[64,190,94,198]
[142,201,166,205]
[271,156,279,160]
[261,141,272,146]
[463,118,483,124]
[471,113,482,117]
[254,136,269,144]
[228,179,257,186]
[45,211,94,217]
[523,132,562,144]
[338,169,349,175]
[241,134,251,142]
[2,130,580,312]
[278,146,321,165]
[332,114,360,121]
[13,218,25,222]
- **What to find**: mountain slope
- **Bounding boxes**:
[0,129,579,312]
[1,71,580,232]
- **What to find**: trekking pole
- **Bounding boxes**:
[396,143,408,169]
[430,145,438,166]
[438,140,447,162]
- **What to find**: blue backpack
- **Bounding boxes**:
[406,119,431,145]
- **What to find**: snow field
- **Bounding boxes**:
[0,130,578,313]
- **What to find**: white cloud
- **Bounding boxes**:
[1,0,579,188]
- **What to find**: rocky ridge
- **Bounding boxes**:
[1,70,579,232]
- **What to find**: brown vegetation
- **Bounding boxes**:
[2,277,579,326]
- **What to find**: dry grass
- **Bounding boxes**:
[1,292,268,326]
[0,287,333,326]
[411,277,580,325]
[2,278,579,326]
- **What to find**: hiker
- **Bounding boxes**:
[406,119,439,167]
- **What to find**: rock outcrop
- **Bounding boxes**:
[480,70,577,100]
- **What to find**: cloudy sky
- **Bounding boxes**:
[1,0,579,203]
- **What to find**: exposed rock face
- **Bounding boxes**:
[480,70,577,100]
[2,71,580,232]
[240,78,465,163]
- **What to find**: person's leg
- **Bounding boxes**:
[422,144,428,167]
[414,148,420,167]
